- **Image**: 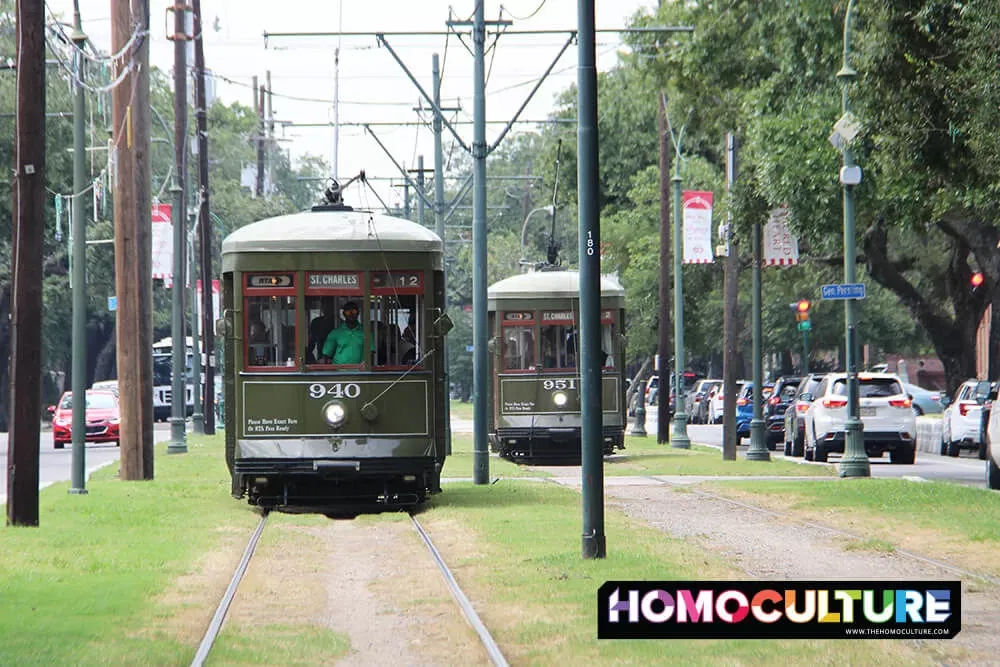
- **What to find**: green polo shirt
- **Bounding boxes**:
[322,323,364,364]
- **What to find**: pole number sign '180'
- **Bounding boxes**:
[309,383,361,399]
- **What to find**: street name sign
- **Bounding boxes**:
[820,283,866,300]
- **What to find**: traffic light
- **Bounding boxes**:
[792,299,811,331]
[971,272,984,289]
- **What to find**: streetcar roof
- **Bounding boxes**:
[221,208,443,255]
[487,270,625,299]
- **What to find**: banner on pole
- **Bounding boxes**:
[763,206,800,266]
[682,191,714,264]
[151,202,173,280]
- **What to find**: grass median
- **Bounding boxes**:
[0,433,926,666]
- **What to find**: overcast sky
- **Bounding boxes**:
[51,0,656,209]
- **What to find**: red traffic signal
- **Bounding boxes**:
[971,272,984,288]
[793,299,811,322]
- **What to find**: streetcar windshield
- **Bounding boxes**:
[246,295,297,368]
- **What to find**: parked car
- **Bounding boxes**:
[764,375,801,447]
[940,379,992,458]
[801,372,916,464]
[645,376,659,406]
[902,382,942,416]
[984,389,1000,489]
[686,379,721,424]
[48,389,121,449]
[735,383,774,446]
[91,379,119,397]
[707,380,748,424]
[782,373,827,457]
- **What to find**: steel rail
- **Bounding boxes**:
[410,513,509,667]
[642,476,1000,586]
[191,511,270,667]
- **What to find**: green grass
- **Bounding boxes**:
[449,399,474,421]
[446,433,551,478]
[708,478,1000,544]
[0,434,957,665]
[0,436,346,666]
[425,483,927,666]
[843,538,897,553]
[605,436,837,477]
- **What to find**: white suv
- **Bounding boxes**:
[801,372,916,464]
[940,379,991,458]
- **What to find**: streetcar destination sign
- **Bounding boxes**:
[821,283,866,300]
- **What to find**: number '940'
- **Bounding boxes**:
[543,379,576,391]
[309,383,361,399]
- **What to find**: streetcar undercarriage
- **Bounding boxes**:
[234,456,441,512]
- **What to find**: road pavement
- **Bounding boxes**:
[5,415,986,506]
[0,423,173,505]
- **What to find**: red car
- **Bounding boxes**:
[50,389,121,449]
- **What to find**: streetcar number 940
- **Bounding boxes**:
[309,383,361,399]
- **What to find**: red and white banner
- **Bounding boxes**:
[194,279,222,337]
[682,190,714,264]
[151,202,173,280]
[763,206,800,266]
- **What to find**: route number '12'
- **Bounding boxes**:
[309,383,361,399]
[543,378,577,391]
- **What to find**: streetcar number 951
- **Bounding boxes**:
[542,379,577,391]
[309,382,361,399]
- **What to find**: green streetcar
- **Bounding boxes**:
[219,187,453,512]
[487,270,627,461]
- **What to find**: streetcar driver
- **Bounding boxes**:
[320,301,364,364]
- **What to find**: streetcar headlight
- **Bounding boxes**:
[323,401,348,428]
[553,391,568,407]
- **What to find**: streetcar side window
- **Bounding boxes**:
[601,321,615,369]
[246,295,297,368]
[369,295,421,368]
[502,326,535,370]
[540,324,576,369]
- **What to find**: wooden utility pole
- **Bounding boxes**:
[113,0,154,480]
[722,133,741,461]
[7,0,46,526]
[193,0,215,434]
[657,91,672,444]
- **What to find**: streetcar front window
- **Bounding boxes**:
[246,295,297,368]
[502,326,535,370]
[369,294,422,368]
[540,324,576,369]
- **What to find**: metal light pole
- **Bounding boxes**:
[578,0,606,559]
[188,223,204,435]
[69,0,88,494]
[837,0,870,478]
[432,52,451,456]
[471,0,489,485]
[168,0,188,454]
[670,135,690,449]
[746,219,770,460]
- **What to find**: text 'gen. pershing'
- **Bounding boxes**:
[597,581,961,640]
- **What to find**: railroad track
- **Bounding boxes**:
[191,510,508,667]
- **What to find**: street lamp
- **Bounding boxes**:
[837,0,870,478]
[666,108,693,449]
